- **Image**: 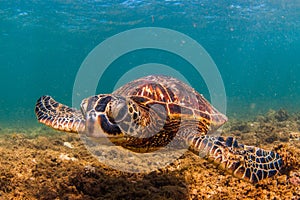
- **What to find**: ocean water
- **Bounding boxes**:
[0,0,299,128]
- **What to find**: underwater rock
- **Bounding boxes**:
[227,119,252,133]
[258,109,289,123]
[266,109,277,122]
[231,122,251,133]
[63,142,73,149]
[274,109,289,122]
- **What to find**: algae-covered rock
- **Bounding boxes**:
[275,109,289,122]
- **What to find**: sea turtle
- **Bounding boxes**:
[35,75,283,183]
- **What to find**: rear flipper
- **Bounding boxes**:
[35,95,85,133]
[188,135,283,183]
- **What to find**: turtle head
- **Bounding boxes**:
[80,95,127,139]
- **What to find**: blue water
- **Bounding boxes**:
[1,0,299,128]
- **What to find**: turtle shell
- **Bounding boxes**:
[113,75,227,132]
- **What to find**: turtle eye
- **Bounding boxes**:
[108,98,128,123]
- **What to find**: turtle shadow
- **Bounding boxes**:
[65,166,189,200]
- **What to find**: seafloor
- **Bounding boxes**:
[0,109,299,199]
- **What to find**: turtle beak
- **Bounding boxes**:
[82,110,123,138]
[83,110,114,138]
[80,97,107,137]
[84,112,106,137]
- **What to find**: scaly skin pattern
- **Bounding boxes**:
[187,135,283,183]
[35,96,85,133]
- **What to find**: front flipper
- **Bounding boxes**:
[35,95,85,133]
[188,135,283,183]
